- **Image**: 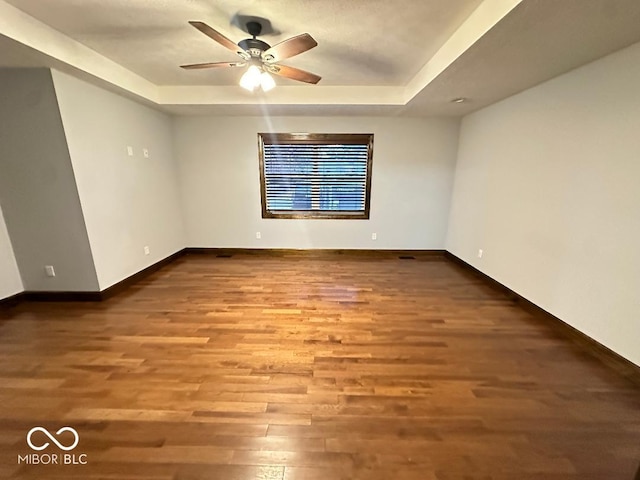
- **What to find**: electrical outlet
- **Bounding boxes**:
[371,233,377,240]
[44,265,56,277]
[478,249,483,258]
[126,146,133,156]
[256,232,261,239]
[143,148,149,158]
[144,246,150,255]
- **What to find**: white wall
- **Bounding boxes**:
[0,204,22,299]
[447,41,640,366]
[174,116,459,249]
[0,69,99,292]
[52,71,185,290]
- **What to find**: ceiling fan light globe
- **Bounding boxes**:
[240,65,262,91]
[260,72,276,92]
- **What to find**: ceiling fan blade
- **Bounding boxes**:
[181,61,245,70]
[188,21,247,58]
[267,64,321,84]
[262,33,317,63]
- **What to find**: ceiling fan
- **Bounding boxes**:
[180,20,321,91]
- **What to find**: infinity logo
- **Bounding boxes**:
[26,427,79,451]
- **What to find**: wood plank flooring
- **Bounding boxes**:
[0,251,638,479]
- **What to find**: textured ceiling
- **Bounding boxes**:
[1,0,640,116]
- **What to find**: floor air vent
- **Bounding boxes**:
[216,254,233,258]
[399,255,416,260]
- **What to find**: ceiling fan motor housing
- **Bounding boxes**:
[238,38,271,58]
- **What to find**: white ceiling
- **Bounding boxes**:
[1,0,640,116]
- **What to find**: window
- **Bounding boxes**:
[258,133,374,219]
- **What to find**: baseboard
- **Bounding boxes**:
[2,290,103,305]
[1,249,187,306]
[184,247,446,258]
[0,291,25,309]
[24,291,103,302]
[444,251,640,386]
[99,249,186,300]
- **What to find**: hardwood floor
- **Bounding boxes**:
[0,251,638,479]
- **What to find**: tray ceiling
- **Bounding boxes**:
[1,0,640,116]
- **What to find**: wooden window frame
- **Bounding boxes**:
[258,133,374,220]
